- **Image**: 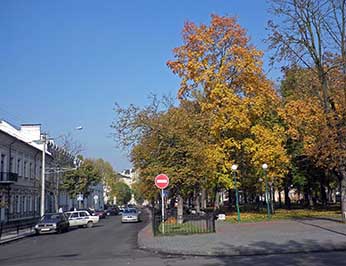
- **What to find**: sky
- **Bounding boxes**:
[0,0,281,172]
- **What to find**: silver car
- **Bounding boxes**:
[121,208,141,223]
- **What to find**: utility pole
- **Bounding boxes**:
[40,134,47,217]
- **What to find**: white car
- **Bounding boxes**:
[121,208,141,223]
[65,210,99,228]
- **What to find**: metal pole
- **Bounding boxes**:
[40,135,46,217]
[233,171,241,222]
[161,189,165,235]
[265,171,271,220]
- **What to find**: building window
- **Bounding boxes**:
[10,157,14,173]
[35,196,38,212]
[29,196,33,212]
[0,154,5,177]
[16,195,20,214]
[24,161,27,178]
[17,159,21,176]
[23,196,26,214]
[29,163,32,178]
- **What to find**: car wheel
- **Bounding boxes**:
[86,221,93,228]
[35,230,40,235]
[56,227,62,234]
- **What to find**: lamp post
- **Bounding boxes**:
[40,134,47,217]
[231,164,241,222]
[262,163,271,221]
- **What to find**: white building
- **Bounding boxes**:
[0,120,105,222]
[0,121,57,223]
[119,169,137,205]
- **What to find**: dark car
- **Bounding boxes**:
[105,206,119,216]
[94,209,106,219]
[34,213,69,234]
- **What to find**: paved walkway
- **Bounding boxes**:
[0,228,35,244]
[138,218,346,256]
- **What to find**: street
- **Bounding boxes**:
[0,213,346,266]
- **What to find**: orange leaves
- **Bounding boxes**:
[279,98,325,143]
[167,14,260,99]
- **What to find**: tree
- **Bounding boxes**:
[110,182,132,206]
[61,159,102,200]
[268,0,346,221]
[93,158,118,191]
[112,96,215,218]
[167,15,290,203]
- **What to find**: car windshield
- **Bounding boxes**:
[123,209,137,214]
[41,214,61,221]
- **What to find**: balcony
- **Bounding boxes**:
[0,172,18,183]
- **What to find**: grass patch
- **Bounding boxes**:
[225,208,341,223]
[158,221,209,235]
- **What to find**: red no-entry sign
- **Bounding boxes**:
[155,174,169,189]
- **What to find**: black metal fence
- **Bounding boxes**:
[152,209,215,236]
[0,218,38,241]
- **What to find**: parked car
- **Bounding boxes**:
[77,208,96,216]
[94,209,106,219]
[65,210,99,228]
[121,208,141,223]
[105,206,119,216]
[118,207,125,215]
[35,213,69,234]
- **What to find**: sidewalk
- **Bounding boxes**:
[138,218,346,256]
[0,228,35,245]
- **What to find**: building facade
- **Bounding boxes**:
[0,121,57,223]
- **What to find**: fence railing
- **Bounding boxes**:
[152,209,215,236]
[0,218,39,241]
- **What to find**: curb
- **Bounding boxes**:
[0,231,35,245]
[139,244,346,257]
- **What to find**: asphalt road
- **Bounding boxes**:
[1,213,346,266]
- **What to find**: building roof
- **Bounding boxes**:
[0,120,51,155]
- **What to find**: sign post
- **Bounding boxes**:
[155,174,169,235]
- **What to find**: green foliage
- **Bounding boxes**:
[111,182,132,205]
[93,158,118,189]
[61,159,102,198]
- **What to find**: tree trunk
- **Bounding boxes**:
[201,188,207,209]
[284,184,291,209]
[278,189,282,208]
[320,178,327,206]
[195,192,201,213]
[214,191,220,209]
[177,195,184,224]
[213,185,218,210]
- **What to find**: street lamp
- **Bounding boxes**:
[261,163,271,221]
[231,164,241,222]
